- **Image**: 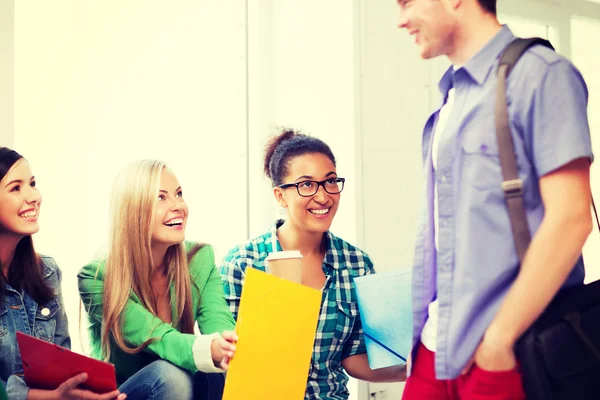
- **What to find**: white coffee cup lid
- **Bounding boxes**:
[265,250,303,261]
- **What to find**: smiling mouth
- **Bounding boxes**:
[409,30,419,42]
[309,208,330,216]
[19,209,38,219]
[164,217,183,227]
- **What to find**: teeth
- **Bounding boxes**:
[310,208,329,215]
[164,217,183,226]
[20,211,37,219]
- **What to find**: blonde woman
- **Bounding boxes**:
[78,160,237,400]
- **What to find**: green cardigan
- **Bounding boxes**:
[77,243,236,384]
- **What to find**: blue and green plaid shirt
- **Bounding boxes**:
[219,220,375,399]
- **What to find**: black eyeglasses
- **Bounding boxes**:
[279,178,345,197]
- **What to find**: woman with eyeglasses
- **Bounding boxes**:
[0,147,125,400]
[219,129,406,400]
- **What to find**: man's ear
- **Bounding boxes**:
[273,187,288,208]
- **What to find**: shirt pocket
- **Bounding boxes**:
[33,298,60,342]
[334,301,358,345]
[460,133,503,191]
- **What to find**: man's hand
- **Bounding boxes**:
[473,337,516,372]
[462,158,592,376]
[462,328,517,374]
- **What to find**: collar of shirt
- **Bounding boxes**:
[438,25,515,98]
[266,219,340,271]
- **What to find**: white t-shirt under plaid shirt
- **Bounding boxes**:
[219,220,375,400]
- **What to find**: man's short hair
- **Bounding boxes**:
[477,0,497,15]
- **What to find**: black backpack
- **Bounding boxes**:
[496,37,600,400]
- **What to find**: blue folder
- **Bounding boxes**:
[354,269,413,370]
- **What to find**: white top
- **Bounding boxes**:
[265,250,303,261]
[192,332,225,373]
[421,87,456,352]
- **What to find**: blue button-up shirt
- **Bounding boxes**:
[411,26,594,379]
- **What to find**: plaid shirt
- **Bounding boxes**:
[219,220,375,400]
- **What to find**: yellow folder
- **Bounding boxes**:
[223,268,322,400]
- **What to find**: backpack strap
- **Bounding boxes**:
[495,38,554,262]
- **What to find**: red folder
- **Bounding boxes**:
[16,332,117,393]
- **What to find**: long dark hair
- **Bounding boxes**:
[0,147,54,305]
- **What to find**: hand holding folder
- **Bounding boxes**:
[223,268,322,400]
[16,332,117,393]
[354,269,413,370]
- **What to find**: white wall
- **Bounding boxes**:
[246,1,361,397]
[247,0,359,245]
[573,14,600,283]
[13,0,249,352]
[355,0,430,397]
[358,0,429,272]
[0,0,13,148]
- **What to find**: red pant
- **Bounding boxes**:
[402,344,525,400]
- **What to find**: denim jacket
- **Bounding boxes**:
[1,256,70,400]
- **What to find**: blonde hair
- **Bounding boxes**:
[100,159,195,361]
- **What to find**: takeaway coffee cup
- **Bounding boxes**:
[265,251,303,284]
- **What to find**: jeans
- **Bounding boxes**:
[119,360,225,400]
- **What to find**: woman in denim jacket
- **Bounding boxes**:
[0,147,125,400]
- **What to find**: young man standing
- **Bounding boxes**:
[397,0,594,399]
